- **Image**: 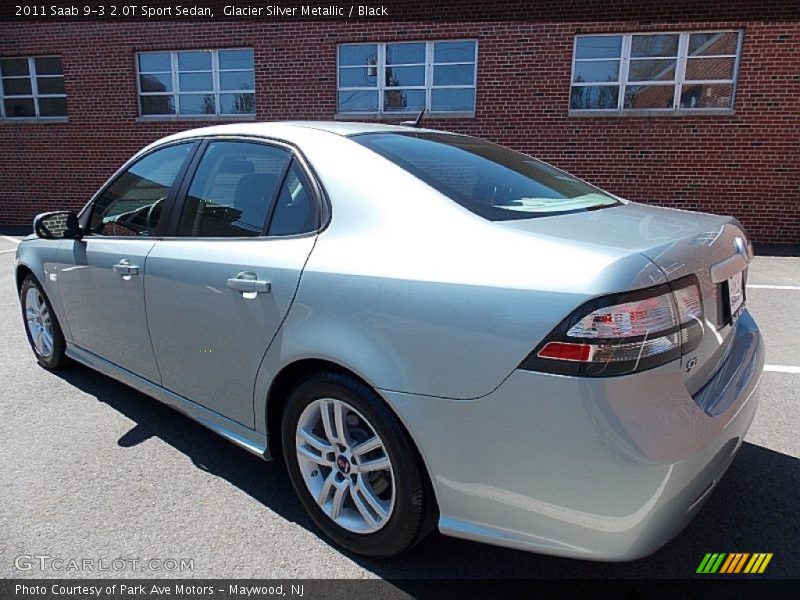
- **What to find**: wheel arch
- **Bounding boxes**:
[264,357,440,520]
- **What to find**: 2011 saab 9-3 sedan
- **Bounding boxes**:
[16,122,763,560]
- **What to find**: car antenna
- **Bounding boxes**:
[401,108,426,128]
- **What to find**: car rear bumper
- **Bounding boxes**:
[381,310,764,561]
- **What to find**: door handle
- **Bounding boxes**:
[112,259,139,277]
[227,272,271,294]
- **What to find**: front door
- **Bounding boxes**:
[57,142,196,382]
[145,140,320,427]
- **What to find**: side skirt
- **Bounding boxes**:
[66,344,271,460]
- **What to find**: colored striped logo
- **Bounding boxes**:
[696,553,773,574]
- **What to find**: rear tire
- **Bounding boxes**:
[20,274,68,370]
[281,371,435,558]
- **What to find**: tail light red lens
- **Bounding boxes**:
[521,275,704,376]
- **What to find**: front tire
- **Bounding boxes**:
[281,371,435,558]
[20,274,67,369]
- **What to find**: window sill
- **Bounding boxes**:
[568,109,735,118]
[334,112,475,121]
[0,117,68,123]
[136,114,257,123]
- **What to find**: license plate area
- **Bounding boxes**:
[726,270,745,322]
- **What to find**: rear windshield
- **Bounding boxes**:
[352,132,620,220]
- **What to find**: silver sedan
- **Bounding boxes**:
[14,122,763,560]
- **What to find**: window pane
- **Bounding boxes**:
[338,66,377,87]
[140,73,172,93]
[90,144,192,236]
[179,94,215,114]
[434,41,477,63]
[386,43,425,65]
[569,85,619,109]
[689,32,739,56]
[2,77,32,95]
[573,60,619,83]
[38,97,67,116]
[338,44,377,67]
[141,95,175,115]
[384,89,426,112]
[352,133,619,221]
[1,58,29,76]
[268,162,318,236]
[219,92,255,114]
[37,76,65,94]
[624,84,675,109]
[34,57,62,75]
[218,49,254,70]
[680,84,733,109]
[138,53,171,73]
[574,36,622,59]
[386,65,425,87]
[337,90,379,112]
[178,51,212,71]
[631,34,679,58]
[4,98,35,117]
[220,70,254,91]
[433,63,474,86]
[178,141,289,237]
[628,59,676,82]
[685,57,735,81]
[179,72,213,92]
[431,88,475,112]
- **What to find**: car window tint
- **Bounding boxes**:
[178,141,290,237]
[89,143,192,236]
[268,161,319,236]
[352,133,620,221]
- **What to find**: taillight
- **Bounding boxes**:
[520,275,704,376]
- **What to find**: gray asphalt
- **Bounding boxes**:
[1,237,798,580]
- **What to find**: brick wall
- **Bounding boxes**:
[1,18,798,243]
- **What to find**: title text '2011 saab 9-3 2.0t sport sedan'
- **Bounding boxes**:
[16,121,763,560]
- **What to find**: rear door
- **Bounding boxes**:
[57,142,197,382]
[144,139,320,427]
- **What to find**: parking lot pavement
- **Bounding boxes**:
[1,244,798,581]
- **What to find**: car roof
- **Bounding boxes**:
[150,120,452,150]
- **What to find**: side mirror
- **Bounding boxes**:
[33,211,83,240]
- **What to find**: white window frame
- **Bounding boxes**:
[569,31,743,115]
[337,40,478,116]
[0,55,67,119]
[136,48,255,118]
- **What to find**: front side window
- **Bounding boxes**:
[338,40,477,114]
[137,49,255,117]
[0,56,66,118]
[353,132,619,221]
[570,31,741,112]
[177,141,290,237]
[89,143,193,236]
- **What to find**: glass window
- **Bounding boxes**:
[177,141,290,237]
[337,40,477,114]
[353,132,619,221]
[570,31,741,113]
[138,49,255,117]
[268,162,319,236]
[1,56,66,119]
[89,144,193,236]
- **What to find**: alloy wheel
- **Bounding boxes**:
[25,287,54,359]
[295,398,395,534]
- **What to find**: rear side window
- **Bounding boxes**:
[352,132,620,220]
[268,162,319,236]
[89,143,192,236]
[177,141,290,237]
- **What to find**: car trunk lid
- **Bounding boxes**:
[497,202,753,393]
